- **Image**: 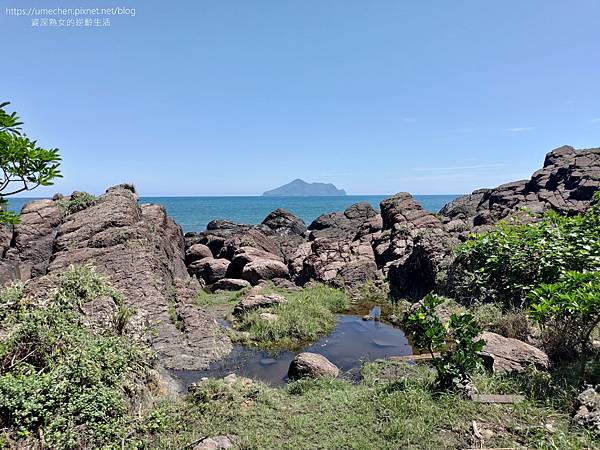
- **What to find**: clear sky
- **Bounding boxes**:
[2,0,600,196]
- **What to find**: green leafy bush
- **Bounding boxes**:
[448,192,600,307]
[529,271,600,360]
[57,191,96,216]
[0,101,62,224]
[403,294,485,391]
[0,265,151,448]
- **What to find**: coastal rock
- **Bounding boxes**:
[288,352,340,379]
[227,247,285,279]
[478,331,549,374]
[376,193,458,299]
[211,278,251,291]
[308,202,377,241]
[188,257,230,284]
[233,293,287,315]
[242,258,290,285]
[12,199,61,280]
[217,228,282,261]
[28,185,232,371]
[302,238,380,286]
[440,146,600,231]
[185,243,213,264]
[261,209,308,261]
[261,208,307,236]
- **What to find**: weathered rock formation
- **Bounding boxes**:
[440,145,600,236]
[0,185,231,372]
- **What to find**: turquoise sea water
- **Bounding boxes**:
[7,195,459,233]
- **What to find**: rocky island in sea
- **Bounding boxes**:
[262,178,346,196]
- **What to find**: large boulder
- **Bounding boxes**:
[185,243,213,264]
[261,208,307,236]
[242,259,289,285]
[478,331,549,374]
[227,246,289,284]
[188,257,230,284]
[301,238,380,286]
[261,209,308,261]
[308,202,378,241]
[288,352,340,379]
[217,228,282,260]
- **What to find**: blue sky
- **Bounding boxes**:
[2,0,600,196]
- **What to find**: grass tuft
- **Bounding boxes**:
[232,283,350,349]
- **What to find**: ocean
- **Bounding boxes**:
[7,195,459,233]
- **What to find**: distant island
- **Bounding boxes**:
[263,178,346,196]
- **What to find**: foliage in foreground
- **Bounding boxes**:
[0,265,152,448]
[403,294,485,390]
[529,270,600,360]
[0,101,62,224]
[231,283,349,349]
[448,192,600,307]
[125,361,597,449]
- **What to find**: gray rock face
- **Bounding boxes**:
[376,193,458,299]
[288,352,340,379]
[309,202,377,241]
[2,185,231,372]
[440,146,600,233]
[262,208,307,236]
[478,331,549,374]
[302,238,380,286]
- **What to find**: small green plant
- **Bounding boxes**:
[57,191,96,216]
[403,293,485,391]
[53,264,122,309]
[529,271,600,362]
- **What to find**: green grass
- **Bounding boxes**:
[195,287,248,306]
[125,361,597,449]
[231,283,350,349]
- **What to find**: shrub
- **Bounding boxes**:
[529,271,600,361]
[403,294,485,391]
[0,265,151,448]
[448,192,600,307]
[58,191,96,216]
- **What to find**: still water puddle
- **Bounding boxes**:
[173,313,412,388]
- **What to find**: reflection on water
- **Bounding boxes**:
[173,314,412,388]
